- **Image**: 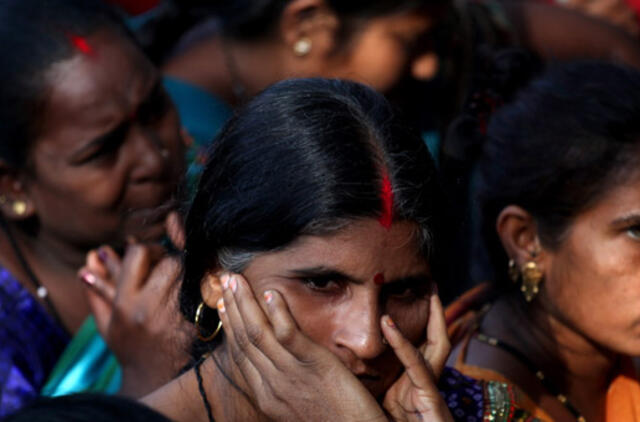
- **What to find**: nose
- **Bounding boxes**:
[411,52,439,81]
[334,292,386,363]
[128,126,168,183]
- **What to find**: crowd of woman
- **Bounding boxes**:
[1,0,640,421]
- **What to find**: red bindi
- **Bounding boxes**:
[374,273,385,285]
[69,35,94,56]
[378,171,394,229]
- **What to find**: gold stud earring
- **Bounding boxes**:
[520,261,543,302]
[12,200,26,216]
[508,259,519,283]
[293,37,312,56]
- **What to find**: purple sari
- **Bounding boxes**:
[0,268,69,417]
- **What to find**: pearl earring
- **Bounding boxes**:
[12,200,26,216]
[293,37,312,56]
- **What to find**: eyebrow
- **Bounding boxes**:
[69,78,163,162]
[288,266,358,283]
[610,212,640,229]
[287,266,431,286]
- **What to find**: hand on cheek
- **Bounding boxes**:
[382,293,454,422]
[215,272,386,422]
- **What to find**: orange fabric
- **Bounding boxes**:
[606,359,640,422]
[446,287,640,422]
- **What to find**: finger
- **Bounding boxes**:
[79,268,116,302]
[96,246,122,281]
[83,284,114,336]
[218,278,273,398]
[118,245,154,295]
[79,269,115,336]
[223,274,286,367]
[381,315,439,396]
[165,211,186,251]
[260,289,320,363]
[421,294,451,380]
[86,250,108,280]
[144,256,181,303]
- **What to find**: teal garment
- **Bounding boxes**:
[422,130,440,168]
[163,76,232,146]
[163,76,232,191]
[41,317,121,397]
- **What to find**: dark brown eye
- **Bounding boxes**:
[302,277,338,290]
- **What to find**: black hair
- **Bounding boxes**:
[474,61,640,289]
[439,48,542,291]
[0,0,130,168]
[180,78,444,358]
[1,393,171,422]
[188,0,438,40]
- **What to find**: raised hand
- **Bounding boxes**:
[79,212,194,397]
[382,293,454,422]
[214,272,388,422]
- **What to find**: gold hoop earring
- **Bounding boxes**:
[195,302,223,342]
[293,37,312,56]
[520,261,543,302]
[12,200,26,216]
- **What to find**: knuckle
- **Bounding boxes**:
[274,322,295,345]
[246,324,265,347]
[230,346,248,366]
[234,331,251,351]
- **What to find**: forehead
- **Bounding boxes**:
[245,219,429,280]
[574,175,640,224]
[36,30,155,149]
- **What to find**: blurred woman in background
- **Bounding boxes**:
[446,61,640,421]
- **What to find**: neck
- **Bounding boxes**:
[487,295,619,420]
[144,347,268,422]
[0,223,90,332]
[163,35,286,106]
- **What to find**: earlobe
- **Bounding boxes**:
[279,0,337,58]
[0,173,36,221]
[200,272,224,310]
[411,53,439,81]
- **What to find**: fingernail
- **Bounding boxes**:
[263,290,274,304]
[230,276,237,293]
[97,248,108,263]
[80,271,97,286]
[385,315,395,328]
[221,273,230,289]
[217,298,225,313]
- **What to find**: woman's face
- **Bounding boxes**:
[306,9,437,94]
[241,219,433,399]
[541,176,640,356]
[23,30,184,249]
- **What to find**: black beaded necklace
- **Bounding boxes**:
[0,216,66,330]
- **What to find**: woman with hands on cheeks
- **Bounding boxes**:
[135,78,536,422]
